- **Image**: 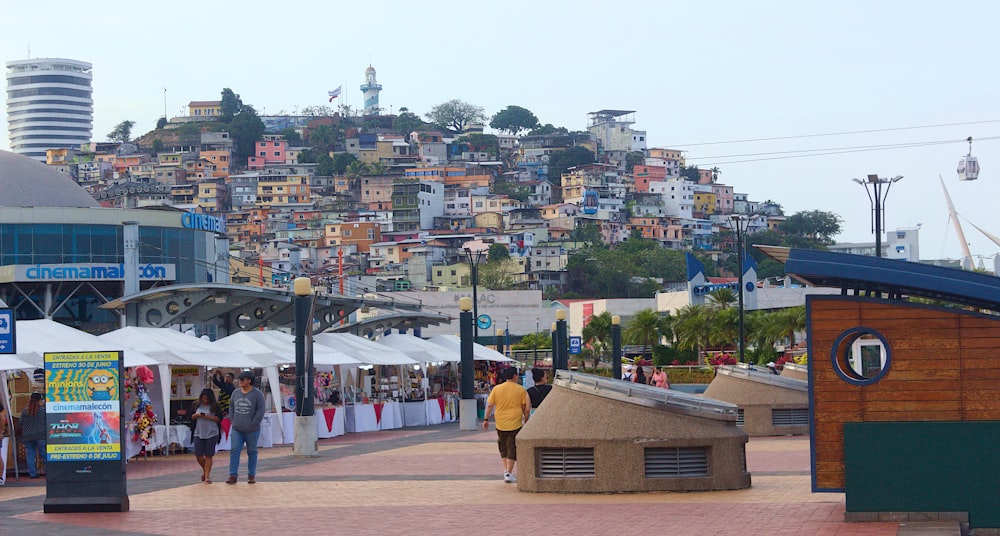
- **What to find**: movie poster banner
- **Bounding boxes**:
[44,351,123,462]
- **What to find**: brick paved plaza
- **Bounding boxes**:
[0,424,898,535]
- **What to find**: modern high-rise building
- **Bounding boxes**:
[6,58,94,161]
[360,65,382,115]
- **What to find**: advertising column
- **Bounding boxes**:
[43,351,129,513]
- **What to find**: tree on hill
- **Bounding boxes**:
[392,107,428,136]
[487,243,510,262]
[680,165,700,181]
[107,120,135,143]
[156,117,168,129]
[220,88,243,123]
[546,146,595,184]
[280,127,302,146]
[779,210,842,244]
[426,99,485,133]
[490,105,539,135]
[228,105,265,168]
[527,123,568,136]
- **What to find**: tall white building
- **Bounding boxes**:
[6,58,93,160]
[360,65,382,115]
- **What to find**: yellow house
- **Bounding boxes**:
[431,262,472,288]
[189,100,222,118]
[257,174,310,206]
[693,191,717,215]
[474,212,503,231]
[196,181,228,213]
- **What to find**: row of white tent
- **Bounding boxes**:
[0,320,513,446]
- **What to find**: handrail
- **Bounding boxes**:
[553,370,739,421]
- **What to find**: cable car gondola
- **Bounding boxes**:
[958,136,980,181]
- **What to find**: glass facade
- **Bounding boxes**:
[0,223,213,329]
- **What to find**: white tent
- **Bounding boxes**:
[426,334,514,362]
[14,319,159,367]
[379,333,460,364]
[215,330,361,367]
[314,333,417,366]
[99,327,285,443]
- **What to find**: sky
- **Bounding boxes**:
[2,1,998,264]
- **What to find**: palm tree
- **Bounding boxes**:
[672,304,713,363]
[707,287,738,310]
[767,306,806,346]
[624,309,665,360]
[582,311,613,368]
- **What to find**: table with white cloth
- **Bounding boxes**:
[377,400,403,430]
[345,403,379,433]
[216,414,277,451]
[402,399,446,427]
[316,406,346,438]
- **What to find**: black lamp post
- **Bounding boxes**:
[550,322,558,369]
[729,215,751,364]
[555,309,568,371]
[853,174,903,258]
[464,246,487,343]
[293,276,317,455]
[611,315,622,379]
[533,317,539,366]
[459,296,476,430]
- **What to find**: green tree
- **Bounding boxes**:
[346,160,369,179]
[487,243,510,262]
[297,148,317,164]
[478,259,520,290]
[107,120,135,143]
[150,139,164,155]
[582,311,613,368]
[527,124,568,136]
[176,123,202,145]
[569,223,604,246]
[706,288,738,310]
[308,124,338,151]
[625,150,645,172]
[280,127,302,146]
[425,99,485,133]
[220,88,243,123]
[316,153,336,176]
[228,105,265,167]
[680,165,700,181]
[547,146,595,185]
[490,105,539,135]
[624,309,666,359]
[779,210,843,243]
[393,107,427,135]
[671,304,714,363]
[332,152,358,175]
[156,117,168,129]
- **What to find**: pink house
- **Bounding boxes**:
[247,136,288,170]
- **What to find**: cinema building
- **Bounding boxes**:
[0,150,228,332]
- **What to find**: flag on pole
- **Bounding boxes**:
[328,86,342,102]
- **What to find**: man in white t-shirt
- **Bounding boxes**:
[622,365,634,382]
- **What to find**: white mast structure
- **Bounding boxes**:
[940,174,974,270]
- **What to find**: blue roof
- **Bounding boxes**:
[757,246,1000,312]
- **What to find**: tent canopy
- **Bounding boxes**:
[214,330,360,366]
[14,319,158,367]
[379,333,460,363]
[426,334,513,362]
[314,333,417,366]
[100,327,261,368]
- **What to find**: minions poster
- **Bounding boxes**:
[44,351,124,462]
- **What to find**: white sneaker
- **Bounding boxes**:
[503,472,516,483]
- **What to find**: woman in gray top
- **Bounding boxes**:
[190,388,222,483]
[19,393,47,478]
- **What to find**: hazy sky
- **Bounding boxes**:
[3,1,998,263]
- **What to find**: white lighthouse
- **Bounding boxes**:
[360,65,382,115]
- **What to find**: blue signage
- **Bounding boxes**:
[569,336,582,355]
[0,308,14,354]
[182,212,225,233]
[11,264,176,282]
[476,314,492,330]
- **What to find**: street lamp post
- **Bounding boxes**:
[729,215,751,364]
[852,174,903,258]
[458,297,477,431]
[555,309,568,371]
[611,315,622,380]
[463,247,487,343]
[534,318,539,366]
[496,329,505,359]
[550,322,558,369]
[293,276,317,456]
[505,317,510,360]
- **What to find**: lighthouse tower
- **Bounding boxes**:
[360,65,382,115]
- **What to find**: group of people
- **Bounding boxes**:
[623,365,670,389]
[190,369,266,485]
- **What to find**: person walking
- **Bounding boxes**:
[213,370,236,415]
[227,371,265,485]
[483,367,530,484]
[0,406,10,486]
[19,393,47,479]
[190,388,223,484]
[526,368,552,413]
[650,366,670,389]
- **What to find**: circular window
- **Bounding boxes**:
[830,327,891,385]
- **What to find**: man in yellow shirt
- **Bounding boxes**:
[483,367,530,483]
